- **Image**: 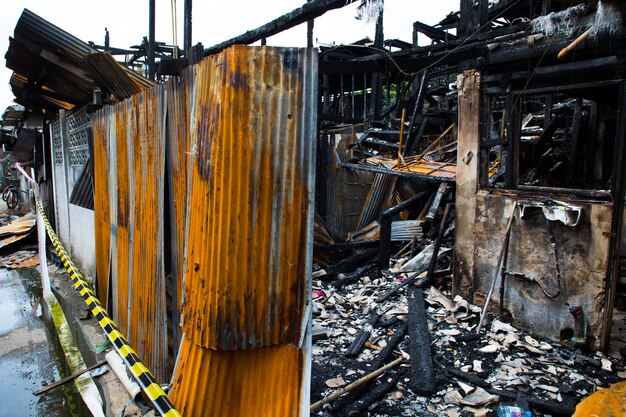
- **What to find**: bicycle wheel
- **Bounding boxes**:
[6,189,18,209]
[1,187,9,202]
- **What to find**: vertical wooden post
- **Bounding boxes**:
[454,70,481,298]
[601,81,626,351]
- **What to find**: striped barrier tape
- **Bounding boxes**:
[34,198,181,417]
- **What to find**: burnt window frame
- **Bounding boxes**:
[478,79,624,201]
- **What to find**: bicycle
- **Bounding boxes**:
[1,182,20,209]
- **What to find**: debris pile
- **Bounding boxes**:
[312,187,623,416]
[310,266,625,416]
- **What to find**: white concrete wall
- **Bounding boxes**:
[68,204,96,279]
[50,110,96,281]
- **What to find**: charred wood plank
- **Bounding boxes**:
[310,357,404,412]
[425,183,448,221]
[372,321,408,369]
[322,247,378,279]
[425,203,453,285]
[332,264,373,288]
[346,312,380,357]
[413,20,457,43]
[408,286,435,395]
[376,266,428,303]
[204,0,359,56]
[314,241,378,253]
[342,372,401,416]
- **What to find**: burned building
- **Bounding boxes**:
[1,0,625,417]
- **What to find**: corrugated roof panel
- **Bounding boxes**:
[14,9,93,68]
[85,52,155,101]
[170,338,304,417]
[181,45,317,351]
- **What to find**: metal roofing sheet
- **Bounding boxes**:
[7,10,153,116]
[85,52,156,101]
[170,337,304,417]
[14,9,93,68]
[181,45,317,351]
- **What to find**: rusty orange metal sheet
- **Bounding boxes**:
[181,45,317,351]
[113,99,131,337]
[170,337,304,417]
[126,87,168,382]
[170,45,316,417]
[93,109,111,307]
[165,75,190,345]
[93,86,169,382]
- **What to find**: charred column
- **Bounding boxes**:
[184,0,192,56]
[148,0,156,80]
[368,0,384,121]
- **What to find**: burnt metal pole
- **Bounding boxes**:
[148,0,156,80]
[184,0,192,56]
[307,0,314,48]
[368,0,384,121]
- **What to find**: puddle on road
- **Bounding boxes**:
[0,285,22,335]
[0,267,90,417]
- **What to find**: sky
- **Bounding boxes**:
[0,0,459,112]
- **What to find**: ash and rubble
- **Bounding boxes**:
[310,225,625,416]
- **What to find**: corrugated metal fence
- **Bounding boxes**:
[93,45,316,415]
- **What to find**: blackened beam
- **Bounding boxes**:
[481,56,619,85]
[408,286,436,395]
[342,162,456,183]
[413,20,457,42]
[204,0,358,56]
[319,23,530,74]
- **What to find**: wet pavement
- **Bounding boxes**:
[0,267,86,417]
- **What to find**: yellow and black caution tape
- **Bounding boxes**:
[35,199,181,417]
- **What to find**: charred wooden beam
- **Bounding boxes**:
[314,241,378,253]
[148,0,156,80]
[601,80,626,351]
[408,286,435,395]
[413,21,457,43]
[322,247,378,279]
[331,264,373,288]
[341,373,400,416]
[346,312,380,357]
[204,0,359,56]
[372,321,408,369]
[425,183,448,221]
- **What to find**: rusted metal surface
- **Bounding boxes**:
[93,86,169,382]
[181,46,317,351]
[170,337,304,417]
[113,100,131,337]
[169,45,316,416]
[92,109,111,308]
[126,87,168,381]
[165,75,191,349]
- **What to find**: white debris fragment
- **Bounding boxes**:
[325,377,346,388]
